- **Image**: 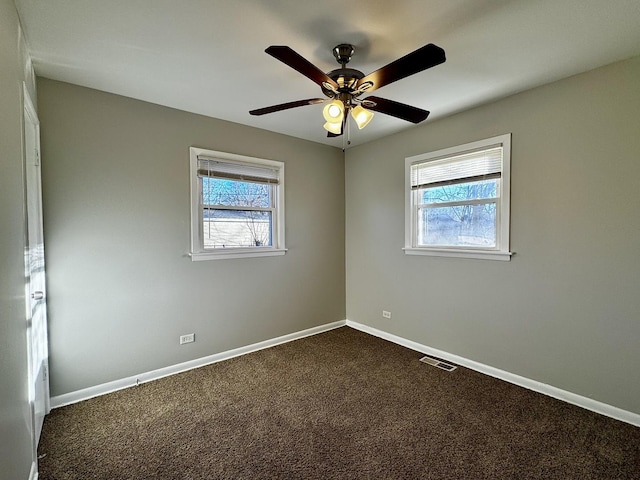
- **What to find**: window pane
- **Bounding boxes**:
[203,178,271,208]
[420,178,497,204]
[418,203,496,247]
[203,210,272,248]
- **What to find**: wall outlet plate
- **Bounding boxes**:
[179,333,195,344]
[382,310,392,319]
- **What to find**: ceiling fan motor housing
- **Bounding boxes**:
[323,68,364,97]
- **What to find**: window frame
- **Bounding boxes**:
[189,147,286,261]
[404,134,513,261]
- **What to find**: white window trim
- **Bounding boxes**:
[189,147,286,261]
[404,134,513,261]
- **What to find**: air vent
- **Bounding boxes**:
[420,355,457,371]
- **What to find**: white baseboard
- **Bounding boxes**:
[51,320,347,409]
[346,320,640,427]
[29,460,38,480]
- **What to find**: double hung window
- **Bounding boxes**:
[189,147,285,260]
[405,134,512,260]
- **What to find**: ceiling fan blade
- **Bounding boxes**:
[266,46,339,90]
[249,98,325,116]
[363,96,430,124]
[356,44,445,93]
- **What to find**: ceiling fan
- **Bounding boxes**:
[249,42,446,139]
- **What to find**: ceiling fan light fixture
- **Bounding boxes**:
[323,99,344,122]
[351,104,375,129]
[323,120,343,135]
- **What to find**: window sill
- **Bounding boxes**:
[190,248,287,261]
[403,247,513,261]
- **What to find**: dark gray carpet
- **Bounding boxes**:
[38,327,640,479]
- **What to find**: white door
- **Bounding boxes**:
[23,84,50,444]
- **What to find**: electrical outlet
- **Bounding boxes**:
[179,333,195,344]
[382,310,392,319]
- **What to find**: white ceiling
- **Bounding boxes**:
[15,0,640,148]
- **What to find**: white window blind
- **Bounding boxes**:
[197,155,280,184]
[411,146,503,189]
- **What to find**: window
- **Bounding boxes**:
[189,147,285,260]
[404,134,512,261]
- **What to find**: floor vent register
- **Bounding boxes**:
[419,355,457,371]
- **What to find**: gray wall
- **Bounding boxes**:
[346,55,640,414]
[0,0,36,478]
[37,79,345,396]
